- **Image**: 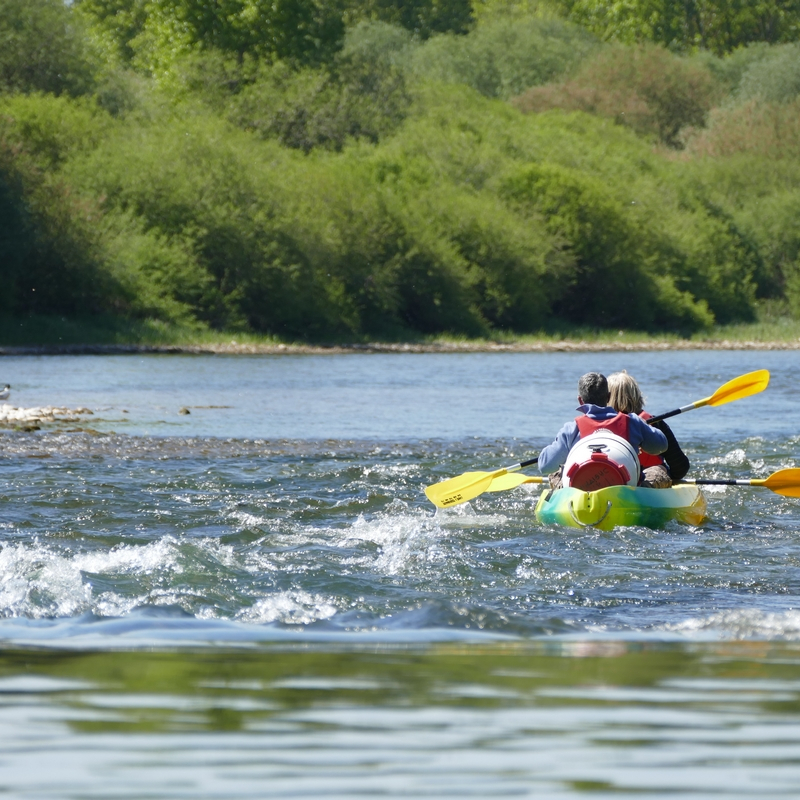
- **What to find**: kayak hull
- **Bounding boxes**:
[534,485,706,530]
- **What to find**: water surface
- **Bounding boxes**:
[0,349,798,797]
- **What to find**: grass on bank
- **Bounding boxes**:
[0,315,284,347]
[2,304,800,348]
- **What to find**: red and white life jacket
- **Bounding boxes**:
[563,413,641,491]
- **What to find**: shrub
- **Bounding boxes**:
[514,44,722,147]
[736,42,800,104]
[683,98,800,160]
[0,0,99,97]
[342,0,474,38]
[409,14,597,98]
[693,42,774,95]
[0,94,115,171]
[0,137,121,316]
[65,109,379,336]
[188,23,415,151]
[551,0,800,55]
[500,161,713,330]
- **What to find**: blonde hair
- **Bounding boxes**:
[608,370,645,415]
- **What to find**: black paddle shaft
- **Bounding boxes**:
[680,479,745,487]
[647,407,689,424]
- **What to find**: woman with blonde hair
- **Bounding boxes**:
[608,370,690,488]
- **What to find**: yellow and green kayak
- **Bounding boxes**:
[534,484,706,530]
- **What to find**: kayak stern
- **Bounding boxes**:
[535,485,706,530]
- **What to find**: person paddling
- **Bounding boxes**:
[608,370,690,488]
[539,372,667,490]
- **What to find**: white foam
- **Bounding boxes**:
[0,538,184,619]
[708,449,747,466]
[665,609,800,640]
[236,590,337,625]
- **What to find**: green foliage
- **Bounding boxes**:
[74,0,149,65]
[76,0,346,81]
[681,155,800,317]
[64,110,370,336]
[514,43,721,147]
[220,22,414,151]
[0,137,116,316]
[76,0,475,83]
[343,0,474,37]
[470,0,561,22]
[552,0,800,55]
[693,42,774,94]
[736,43,800,103]
[409,15,597,98]
[0,94,115,171]
[4,0,799,340]
[0,0,99,96]
[500,162,712,330]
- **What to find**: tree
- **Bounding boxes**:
[0,0,98,96]
[554,0,800,54]
[78,0,346,72]
[343,0,474,37]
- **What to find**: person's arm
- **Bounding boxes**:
[650,419,690,481]
[631,415,668,454]
[538,421,579,475]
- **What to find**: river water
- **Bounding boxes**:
[1,349,799,797]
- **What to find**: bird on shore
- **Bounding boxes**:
[0,385,10,401]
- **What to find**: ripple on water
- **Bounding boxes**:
[0,429,798,644]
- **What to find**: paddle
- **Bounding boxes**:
[424,457,539,508]
[647,369,769,424]
[484,473,544,492]
[679,468,800,498]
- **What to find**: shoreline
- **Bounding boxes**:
[1,339,800,355]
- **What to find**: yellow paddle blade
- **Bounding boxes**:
[486,473,544,493]
[698,369,770,409]
[425,470,505,508]
[756,468,800,497]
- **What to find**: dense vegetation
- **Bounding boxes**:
[2,0,800,341]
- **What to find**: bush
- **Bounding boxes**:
[285,152,566,337]
[2,52,779,339]
[184,23,415,151]
[693,42,774,95]
[0,94,114,171]
[514,44,722,147]
[65,109,376,336]
[736,43,800,104]
[500,161,713,330]
[0,0,98,97]
[409,14,597,98]
[342,0,474,38]
[683,98,800,159]
[0,137,121,316]
[0,98,210,323]
[551,0,800,55]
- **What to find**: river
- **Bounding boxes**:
[0,349,799,797]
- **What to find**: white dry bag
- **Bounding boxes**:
[562,431,640,492]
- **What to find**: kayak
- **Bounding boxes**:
[534,484,706,530]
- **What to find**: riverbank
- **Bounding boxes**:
[2,309,800,355]
[1,339,800,355]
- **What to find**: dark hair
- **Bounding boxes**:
[578,372,609,406]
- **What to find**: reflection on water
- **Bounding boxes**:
[2,641,800,797]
